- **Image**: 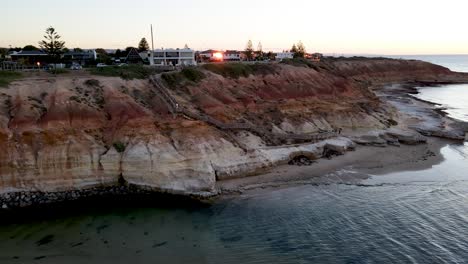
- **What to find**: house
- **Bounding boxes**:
[152,48,196,66]
[311,53,323,62]
[10,50,48,65]
[276,52,294,61]
[199,49,223,62]
[139,51,151,61]
[125,48,144,64]
[63,50,97,65]
[223,50,241,61]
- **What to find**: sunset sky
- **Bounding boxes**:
[2,0,468,55]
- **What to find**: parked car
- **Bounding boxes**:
[96,63,108,68]
[70,64,82,70]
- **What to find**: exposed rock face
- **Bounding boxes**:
[0,58,467,206]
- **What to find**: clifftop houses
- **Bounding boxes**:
[3,46,323,68]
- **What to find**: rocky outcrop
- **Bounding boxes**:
[352,128,427,146]
[0,58,467,208]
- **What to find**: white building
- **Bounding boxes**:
[223,50,241,61]
[276,52,294,61]
[152,48,196,66]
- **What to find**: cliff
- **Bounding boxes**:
[0,58,467,207]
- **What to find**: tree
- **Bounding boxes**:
[290,44,298,54]
[245,40,254,61]
[73,48,83,52]
[295,41,306,58]
[23,45,39,51]
[138,38,149,52]
[0,48,7,59]
[256,42,264,60]
[95,48,107,55]
[38,26,66,59]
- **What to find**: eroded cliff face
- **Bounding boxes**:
[0,59,466,198]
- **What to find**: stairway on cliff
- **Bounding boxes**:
[149,74,338,146]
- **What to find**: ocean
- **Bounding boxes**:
[0,56,467,264]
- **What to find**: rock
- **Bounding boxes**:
[1,204,7,209]
[386,128,427,145]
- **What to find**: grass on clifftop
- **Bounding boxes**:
[161,67,206,87]
[89,65,165,80]
[0,71,22,87]
[202,63,277,79]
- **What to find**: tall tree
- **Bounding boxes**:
[38,26,66,59]
[256,42,264,60]
[290,44,298,54]
[245,40,254,61]
[73,47,83,52]
[138,38,150,52]
[295,41,306,58]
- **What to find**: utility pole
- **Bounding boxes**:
[150,24,155,66]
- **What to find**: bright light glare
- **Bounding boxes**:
[213,52,223,60]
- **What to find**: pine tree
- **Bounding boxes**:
[38,26,66,59]
[138,38,150,52]
[290,44,298,53]
[245,40,254,61]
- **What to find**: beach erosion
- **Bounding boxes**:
[0,58,468,209]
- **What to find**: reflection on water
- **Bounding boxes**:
[415,84,468,122]
[0,143,467,264]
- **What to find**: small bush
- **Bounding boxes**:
[0,71,22,87]
[69,96,81,103]
[84,79,100,87]
[113,142,126,153]
[181,67,205,82]
[161,72,183,87]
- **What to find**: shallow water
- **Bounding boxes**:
[415,84,468,122]
[0,143,467,264]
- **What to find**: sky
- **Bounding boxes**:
[2,0,468,55]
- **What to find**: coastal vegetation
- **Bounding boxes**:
[161,67,205,87]
[89,65,163,80]
[0,71,22,87]
[202,63,277,78]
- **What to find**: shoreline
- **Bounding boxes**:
[1,78,467,212]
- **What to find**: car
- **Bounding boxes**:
[118,63,128,67]
[96,63,108,68]
[70,64,82,70]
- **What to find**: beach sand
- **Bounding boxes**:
[217,137,451,194]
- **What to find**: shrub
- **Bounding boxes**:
[181,67,205,82]
[84,79,100,87]
[113,142,126,153]
[161,72,183,87]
